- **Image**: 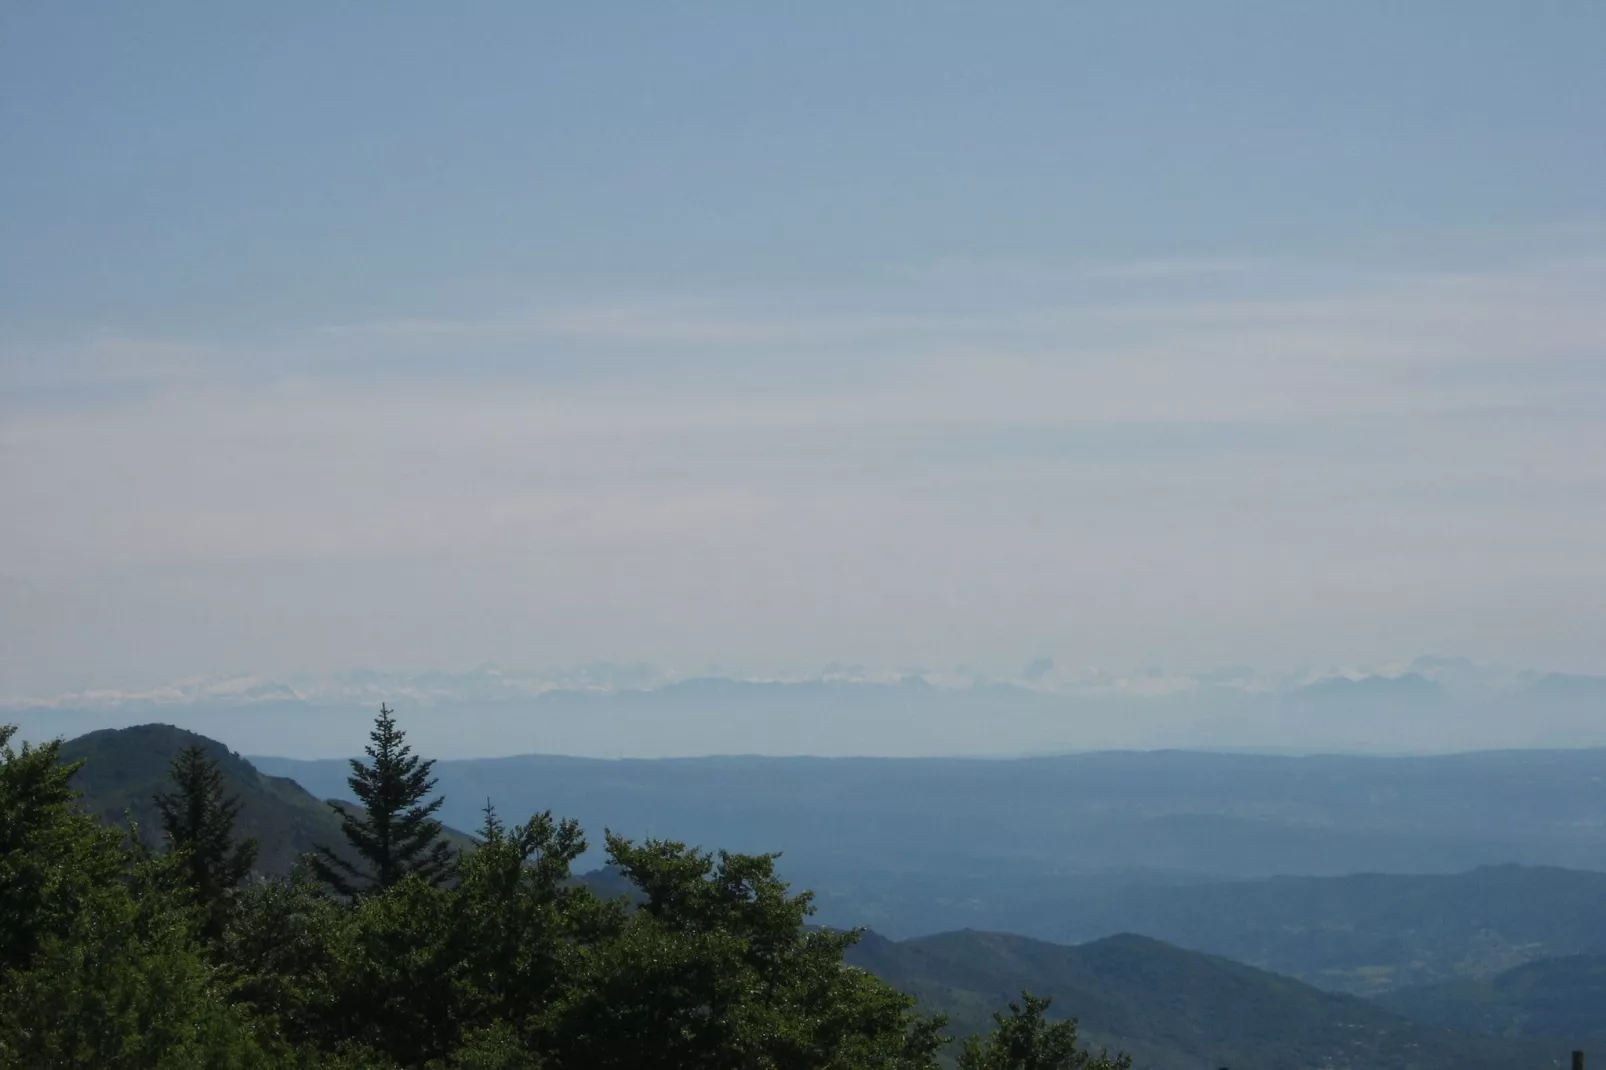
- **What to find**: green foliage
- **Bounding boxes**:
[423,1022,540,1070]
[220,866,349,1048]
[433,805,595,1042]
[546,834,945,1069]
[256,822,944,1068]
[0,725,126,974]
[311,704,456,897]
[0,726,280,1068]
[957,993,1129,1070]
[0,863,274,1069]
[156,744,261,940]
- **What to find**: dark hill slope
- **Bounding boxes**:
[847,930,1546,1070]
[1378,954,1606,1048]
[59,723,473,875]
[62,723,347,875]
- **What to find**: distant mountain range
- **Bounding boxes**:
[10,654,1598,710]
[9,655,1606,757]
[255,748,1606,924]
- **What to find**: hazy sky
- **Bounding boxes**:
[4,3,1606,696]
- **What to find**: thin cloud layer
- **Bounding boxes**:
[3,250,1605,694]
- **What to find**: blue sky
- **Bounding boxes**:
[3,3,1605,697]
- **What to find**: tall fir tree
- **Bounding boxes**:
[310,704,455,896]
[153,744,260,940]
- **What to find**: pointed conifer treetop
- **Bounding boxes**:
[153,745,259,939]
[310,703,455,896]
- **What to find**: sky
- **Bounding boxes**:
[3,2,1606,698]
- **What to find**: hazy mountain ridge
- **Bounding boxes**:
[247,746,1606,1005]
[846,929,1544,1070]
[11,655,1606,759]
[7,655,1585,711]
[255,748,1606,895]
[980,865,1606,995]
